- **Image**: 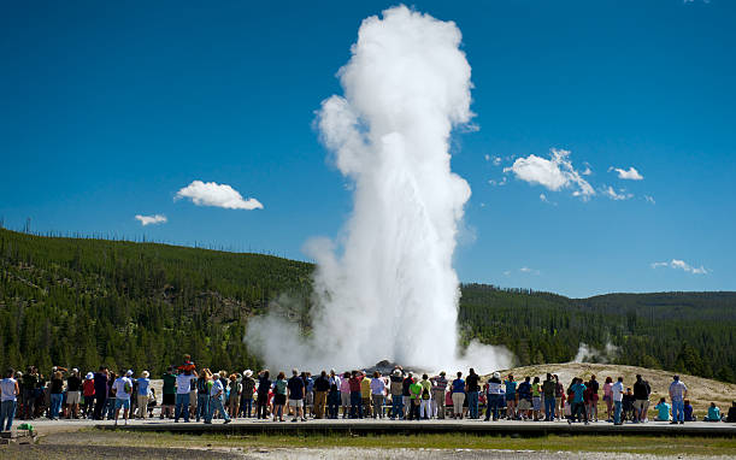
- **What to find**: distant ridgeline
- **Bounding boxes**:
[1,228,735,382]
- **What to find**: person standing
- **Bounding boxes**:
[303,372,314,418]
[531,376,543,421]
[517,377,533,420]
[21,367,39,420]
[408,377,423,421]
[465,368,480,419]
[256,370,271,420]
[82,372,95,418]
[175,368,195,423]
[240,370,256,418]
[287,369,306,422]
[504,374,518,420]
[340,372,352,419]
[0,368,19,432]
[313,371,330,419]
[569,378,588,425]
[389,369,404,420]
[112,369,133,426]
[93,366,108,420]
[669,375,688,425]
[136,371,150,419]
[360,372,372,418]
[206,371,231,424]
[64,368,82,419]
[370,371,386,419]
[327,369,341,419]
[612,376,624,425]
[451,372,465,420]
[586,375,599,422]
[48,370,64,420]
[484,372,503,421]
[348,371,364,419]
[602,377,613,422]
[542,373,557,421]
[227,374,241,421]
[418,374,432,420]
[161,367,176,419]
[430,371,448,419]
[272,372,287,422]
[633,374,651,423]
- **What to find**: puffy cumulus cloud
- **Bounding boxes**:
[504,148,594,199]
[175,180,263,210]
[651,259,709,275]
[134,214,167,226]
[612,166,643,180]
[602,185,633,201]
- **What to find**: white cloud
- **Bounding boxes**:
[519,266,540,275]
[484,154,490,162]
[581,162,592,176]
[175,180,263,210]
[503,270,511,276]
[602,185,633,201]
[651,259,709,275]
[612,166,643,180]
[134,214,167,226]
[493,156,502,166]
[504,148,594,199]
[488,177,507,187]
[644,195,656,205]
[539,193,548,202]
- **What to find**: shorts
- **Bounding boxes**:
[288,398,303,408]
[274,394,286,405]
[590,394,599,403]
[115,398,131,410]
[162,393,175,406]
[505,393,516,402]
[532,397,542,411]
[518,399,532,411]
[633,399,649,413]
[66,391,81,405]
[341,392,350,407]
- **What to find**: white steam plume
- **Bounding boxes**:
[246,5,511,373]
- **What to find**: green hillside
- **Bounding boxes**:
[1,228,734,382]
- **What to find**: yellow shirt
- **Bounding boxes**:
[360,377,372,398]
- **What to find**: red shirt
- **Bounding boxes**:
[83,379,95,397]
[348,376,363,392]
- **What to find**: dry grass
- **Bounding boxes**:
[495,362,736,416]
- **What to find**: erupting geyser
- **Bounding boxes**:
[246,5,511,372]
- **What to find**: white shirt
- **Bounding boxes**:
[0,378,17,402]
[211,379,224,398]
[112,377,132,400]
[370,377,386,395]
[611,381,624,402]
[176,373,193,395]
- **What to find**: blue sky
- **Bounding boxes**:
[1,0,734,297]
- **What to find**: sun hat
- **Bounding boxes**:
[86,372,94,380]
[142,371,150,378]
[126,369,133,377]
[244,369,253,377]
[493,372,500,379]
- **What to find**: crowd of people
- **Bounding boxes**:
[1,355,736,432]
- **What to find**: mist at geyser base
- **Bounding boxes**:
[246,5,512,373]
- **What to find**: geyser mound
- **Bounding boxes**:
[246,5,512,373]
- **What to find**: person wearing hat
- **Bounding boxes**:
[240,369,256,418]
[82,372,95,419]
[136,371,151,419]
[389,367,405,420]
[483,371,503,421]
[430,371,448,419]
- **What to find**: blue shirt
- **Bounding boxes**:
[571,383,587,403]
[504,380,517,395]
[451,378,465,393]
[137,377,150,396]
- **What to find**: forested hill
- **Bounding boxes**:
[1,228,734,382]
